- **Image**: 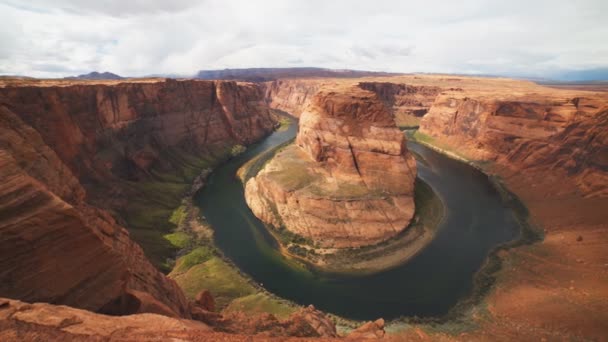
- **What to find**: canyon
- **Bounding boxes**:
[0,75,607,340]
[0,78,276,318]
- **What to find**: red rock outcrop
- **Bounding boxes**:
[0,79,275,184]
[264,79,324,117]
[264,79,442,127]
[347,318,385,339]
[358,81,441,125]
[246,85,417,249]
[419,88,608,197]
[0,79,276,317]
[0,297,341,341]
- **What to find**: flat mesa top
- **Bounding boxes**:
[1,74,607,100]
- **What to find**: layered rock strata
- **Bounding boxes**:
[419,90,608,197]
[358,81,441,126]
[0,79,276,317]
[246,85,417,248]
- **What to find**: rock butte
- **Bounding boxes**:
[246,84,417,249]
[0,74,607,340]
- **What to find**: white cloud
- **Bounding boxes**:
[0,0,606,78]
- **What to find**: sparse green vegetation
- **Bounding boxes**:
[172,256,257,309]
[231,144,246,157]
[163,231,192,249]
[276,116,292,132]
[413,130,436,145]
[169,205,187,226]
[118,144,235,272]
[268,166,315,191]
[129,228,176,270]
[224,293,297,319]
[273,227,315,246]
[237,138,295,183]
[170,246,214,275]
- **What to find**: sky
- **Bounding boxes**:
[1,0,607,79]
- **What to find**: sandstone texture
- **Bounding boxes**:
[417,79,608,198]
[264,79,324,117]
[0,297,342,341]
[0,79,275,317]
[359,81,441,127]
[246,84,417,248]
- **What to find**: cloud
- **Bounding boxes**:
[0,0,606,79]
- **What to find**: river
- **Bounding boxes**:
[195,118,520,321]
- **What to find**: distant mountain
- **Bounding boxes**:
[549,68,608,82]
[195,67,400,82]
[65,71,123,80]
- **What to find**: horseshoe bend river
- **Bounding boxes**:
[195,118,521,321]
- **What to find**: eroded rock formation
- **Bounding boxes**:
[419,89,608,197]
[246,85,417,248]
[264,79,324,117]
[0,79,276,317]
[358,81,441,126]
[0,297,341,340]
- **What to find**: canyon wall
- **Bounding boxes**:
[358,81,441,126]
[419,89,608,197]
[264,76,608,198]
[0,79,276,317]
[246,85,417,248]
[264,79,324,117]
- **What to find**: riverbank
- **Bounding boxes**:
[240,145,445,274]
[166,186,299,318]
[238,131,445,275]
[380,129,545,333]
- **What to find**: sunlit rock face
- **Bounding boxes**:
[246,85,416,248]
[419,90,608,198]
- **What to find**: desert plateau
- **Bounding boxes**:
[1,1,607,341]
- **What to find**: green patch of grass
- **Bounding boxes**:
[224,293,296,319]
[413,130,436,145]
[117,145,237,270]
[230,144,246,157]
[129,228,176,273]
[170,246,214,275]
[163,231,192,249]
[171,257,256,309]
[123,203,174,232]
[276,116,292,132]
[169,205,187,226]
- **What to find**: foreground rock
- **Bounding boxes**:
[347,318,385,339]
[246,84,417,250]
[0,297,343,341]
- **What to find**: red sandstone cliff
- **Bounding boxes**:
[0,79,276,317]
[246,85,417,249]
[419,90,608,197]
[264,79,324,117]
[358,81,441,125]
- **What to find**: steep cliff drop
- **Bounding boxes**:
[418,84,608,197]
[245,84,417,270]
[0,78,276,318]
